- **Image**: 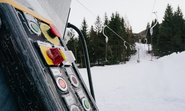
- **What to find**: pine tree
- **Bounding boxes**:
[157,5,185,56]
[125,23,136,58]
[78,18,89,67]
[88,26,97,64]
[67,37,79,64]
[158,4,174,56]
[104,13,109,25]
[106,12,128,63]
[151,20,160,56]
[94,16,102,34]
[108,13,121,63]
[81,18,89,41]
[69,12,136,66]
[146,23,151,44]
[94,16,105,65]
[183,19,185,50]
[172,6,184,52]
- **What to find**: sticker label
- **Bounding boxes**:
[65,67,74,75]
[64,94,76,106]
[50,67,61,76]
[76,90,85,99]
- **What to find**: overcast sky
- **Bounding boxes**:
[69,0,185,33]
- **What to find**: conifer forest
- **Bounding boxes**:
[67,4,185,67]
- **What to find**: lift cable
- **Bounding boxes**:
[76,0,135,50]
[151,0,157,13]
[76,0,96,17]
[103,25,134,49]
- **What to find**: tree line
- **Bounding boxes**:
[67,4,185,67]
[146,4,185,57]
[67,12,136,67]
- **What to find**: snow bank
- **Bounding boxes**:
[79,44,185,111]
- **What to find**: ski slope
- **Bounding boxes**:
[79,43,185,111]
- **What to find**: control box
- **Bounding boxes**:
[0,3,98,111]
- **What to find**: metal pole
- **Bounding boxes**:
[103,26,109,62]
[150,12,158,61]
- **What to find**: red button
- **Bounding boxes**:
[56,77,68,92]
[47,48,64,65]
[59,79,66,88]
[49,24,61,37]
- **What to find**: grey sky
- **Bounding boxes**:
[69,0,185,33]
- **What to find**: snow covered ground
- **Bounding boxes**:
[79,43,185,111]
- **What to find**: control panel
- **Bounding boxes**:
[0,3,98,111]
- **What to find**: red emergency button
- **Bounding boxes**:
[56,77,68,92]
[47,48,64,65]
[49,24,61,37]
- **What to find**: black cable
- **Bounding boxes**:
[0,18,2,28]
[67,23,96,101]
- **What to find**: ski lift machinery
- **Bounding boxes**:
[0,0,98,111]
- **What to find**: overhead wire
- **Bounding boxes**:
[141,0,158,62]
[75,0,134,50]
[151,0,157,13]
[76,0,97,17]
[150,0,158,61]
[103,25,134,49]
